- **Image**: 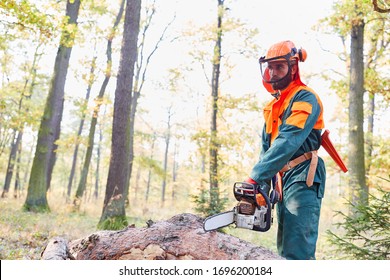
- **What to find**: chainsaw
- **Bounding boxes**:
[203,181,279,232]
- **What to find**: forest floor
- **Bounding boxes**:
[0,187,344,260]
[0,195,99,260]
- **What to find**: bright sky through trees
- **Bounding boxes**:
[57,0,388,163]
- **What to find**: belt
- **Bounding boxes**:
[275,150,318,202]
[280,150,318,187]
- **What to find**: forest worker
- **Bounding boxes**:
[245,40,326,260]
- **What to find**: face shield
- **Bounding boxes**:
[259,48,299,84]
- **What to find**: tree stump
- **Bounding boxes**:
[42,213,283,260]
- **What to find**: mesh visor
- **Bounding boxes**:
[259,56,292,84]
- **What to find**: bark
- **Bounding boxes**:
[98,0,141,229]
[24,0,81,212]
[47,0,81,191]
[42,213,283,260]
[348,11,368,208]
[209,0,224,213]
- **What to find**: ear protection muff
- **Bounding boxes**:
[298,49,302,61]
[298,48,307,62]
[290,47,307,62]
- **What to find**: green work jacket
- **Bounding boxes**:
[250,80,326,193]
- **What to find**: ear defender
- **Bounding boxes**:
[298,48,307,62]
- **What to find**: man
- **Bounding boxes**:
[246,40,326,260]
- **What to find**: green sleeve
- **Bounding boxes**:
[250,90,322,183]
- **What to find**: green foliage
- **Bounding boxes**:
[318,0,390,105]
[319,0,372,37]
[136,155,165,178]
[0,0,54,37]
[327,180,390,260]
[59,19,79,48]
[367,135,390,184]
[97,215,128,230]
[192,185,229,217]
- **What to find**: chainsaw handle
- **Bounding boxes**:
[233,182,256,203]
[252,186,272,232]
[233,182,271,203]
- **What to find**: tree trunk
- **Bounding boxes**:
[2,129,19,198]
[127,1,172,204]
[171,141,178,204]
[145,134,156,203]
[73,0,125,209]
[67,56,96,198]
[43,213,283,260]
[348,10,368,208]
[161,108,172,206]
[24,0,81,212]
[364,19,383,176]
[73,109,98,208]
[94,123,103,199]
[127,90,139,203]
[209,0,224,214]
[67,119,83,198]
[13,138,22,198]
[22,135,35,188]
[2,42,40,198]
[366,93,374,172]
[132,163,142,206]
[98,0,141,230]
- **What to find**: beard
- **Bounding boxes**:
[271,73,292,91]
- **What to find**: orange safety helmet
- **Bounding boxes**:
[263,40,307,63]
[259,40,307,93]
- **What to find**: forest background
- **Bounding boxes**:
[0,0,389,260]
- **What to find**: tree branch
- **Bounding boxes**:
[372,0,390,13]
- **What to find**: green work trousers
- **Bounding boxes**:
[276,181,323,260]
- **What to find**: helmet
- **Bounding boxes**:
[263,40,306,62]
[259,40,307,86]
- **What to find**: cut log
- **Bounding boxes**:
[42,213,283,260]
[41,237,75,260]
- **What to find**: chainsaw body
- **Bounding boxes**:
[203,182,275,232]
